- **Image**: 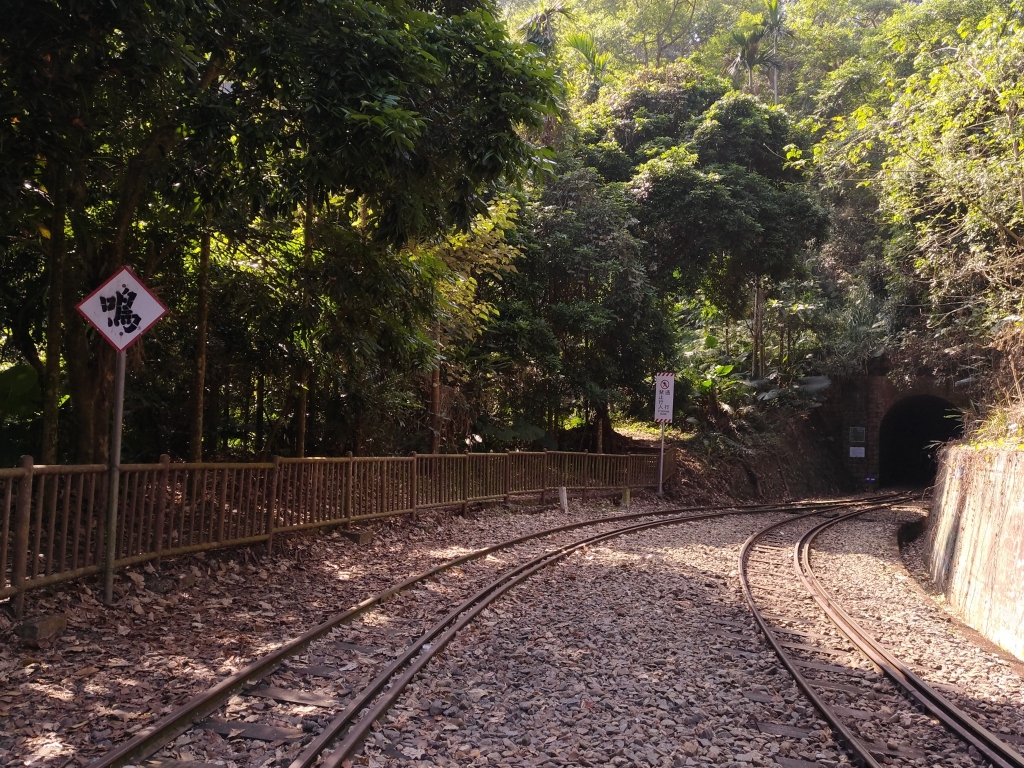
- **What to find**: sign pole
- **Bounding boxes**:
[658,422,665,496]
[104,350,126,604]
[76,266,166,604]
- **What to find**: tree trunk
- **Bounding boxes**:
[63,161,131,463]
[304,189,315,258]
[595,402,613,454]
[774,311,782,374]
[223,381,231,455]
[255,375,265,452]
[295,369,308,458]
[306,375,315,454]
[752,278,765,379]
[188,229,211,461]
[257,397,291,462]
[206,379,220,458]
[772,34,779,106]
[786,319,792,378]
[243,377,252,453]
[294,186,314,458]
[41,164,66,464]
[62,256,96,463]
[63,251,116,464]
[430,363,441,453]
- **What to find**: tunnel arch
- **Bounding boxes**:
[879,394,963,487]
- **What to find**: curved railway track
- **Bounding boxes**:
[741,502,1024,768]
[88,495,891,768]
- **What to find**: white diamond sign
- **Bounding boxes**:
[76,267,168,351]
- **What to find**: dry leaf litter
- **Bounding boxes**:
[0,495,684,767]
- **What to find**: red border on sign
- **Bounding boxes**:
[75,266,170,352]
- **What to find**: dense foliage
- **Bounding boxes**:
[3,0,1022,463]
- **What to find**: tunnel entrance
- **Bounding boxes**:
[879,395,962,487]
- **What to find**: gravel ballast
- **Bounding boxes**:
[369,512,849,768]
[5,498,1022,768]
[814,506,1024,751]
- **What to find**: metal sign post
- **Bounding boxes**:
[654,372,675,495]
[658,422,665,495]
[76,267,167,604]
[106,351,126,604]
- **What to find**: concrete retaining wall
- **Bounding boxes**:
[927,446,1024,659]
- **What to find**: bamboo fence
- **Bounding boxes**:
[0,449,672,614]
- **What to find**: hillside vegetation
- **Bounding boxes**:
[2,0,1022,463]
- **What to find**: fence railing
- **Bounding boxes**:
[0,449,673,612]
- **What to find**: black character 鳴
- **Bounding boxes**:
[100,284,141,333]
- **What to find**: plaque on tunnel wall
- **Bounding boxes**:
[849,446,866,458]
[849,427,866,443]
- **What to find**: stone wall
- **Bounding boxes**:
[927,446,1024,659]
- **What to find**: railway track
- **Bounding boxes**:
[740,502,1024,768]
[88,495,891,768]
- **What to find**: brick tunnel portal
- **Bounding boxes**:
[878,394,963,487]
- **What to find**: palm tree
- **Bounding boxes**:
[565,31,612,103]
[761,0,791,105]
[520,1,573,54]
[728,27,773,92]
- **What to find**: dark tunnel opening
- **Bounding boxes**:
[879,395,962,487]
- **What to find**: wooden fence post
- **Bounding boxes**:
[344,451,353,529]
[462,450,470,516]
[582,449,589,504]
[503,451,511,505]
[216,465,230,544]
[265,456,280,556]
[153,454,170,562]
[410,452,418,521]
[12,455,33,618]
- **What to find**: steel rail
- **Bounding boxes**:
[308,497,899,768]
[89,494,895,768]
[738,499,911,768]
[797,510,1024,768]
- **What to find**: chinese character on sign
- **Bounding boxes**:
[99,286,141,333]
[654,372,675,423]
[76,267,168,351]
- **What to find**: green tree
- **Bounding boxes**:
[576,61,729,175]
[520,0,573,52]
[870,7,1024,375]
[565,32,613,103]
[477,162,676,449]
[0,0,555,462]
[629,94,828,378]
[761,0,791,104]
[728,26,775,92]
